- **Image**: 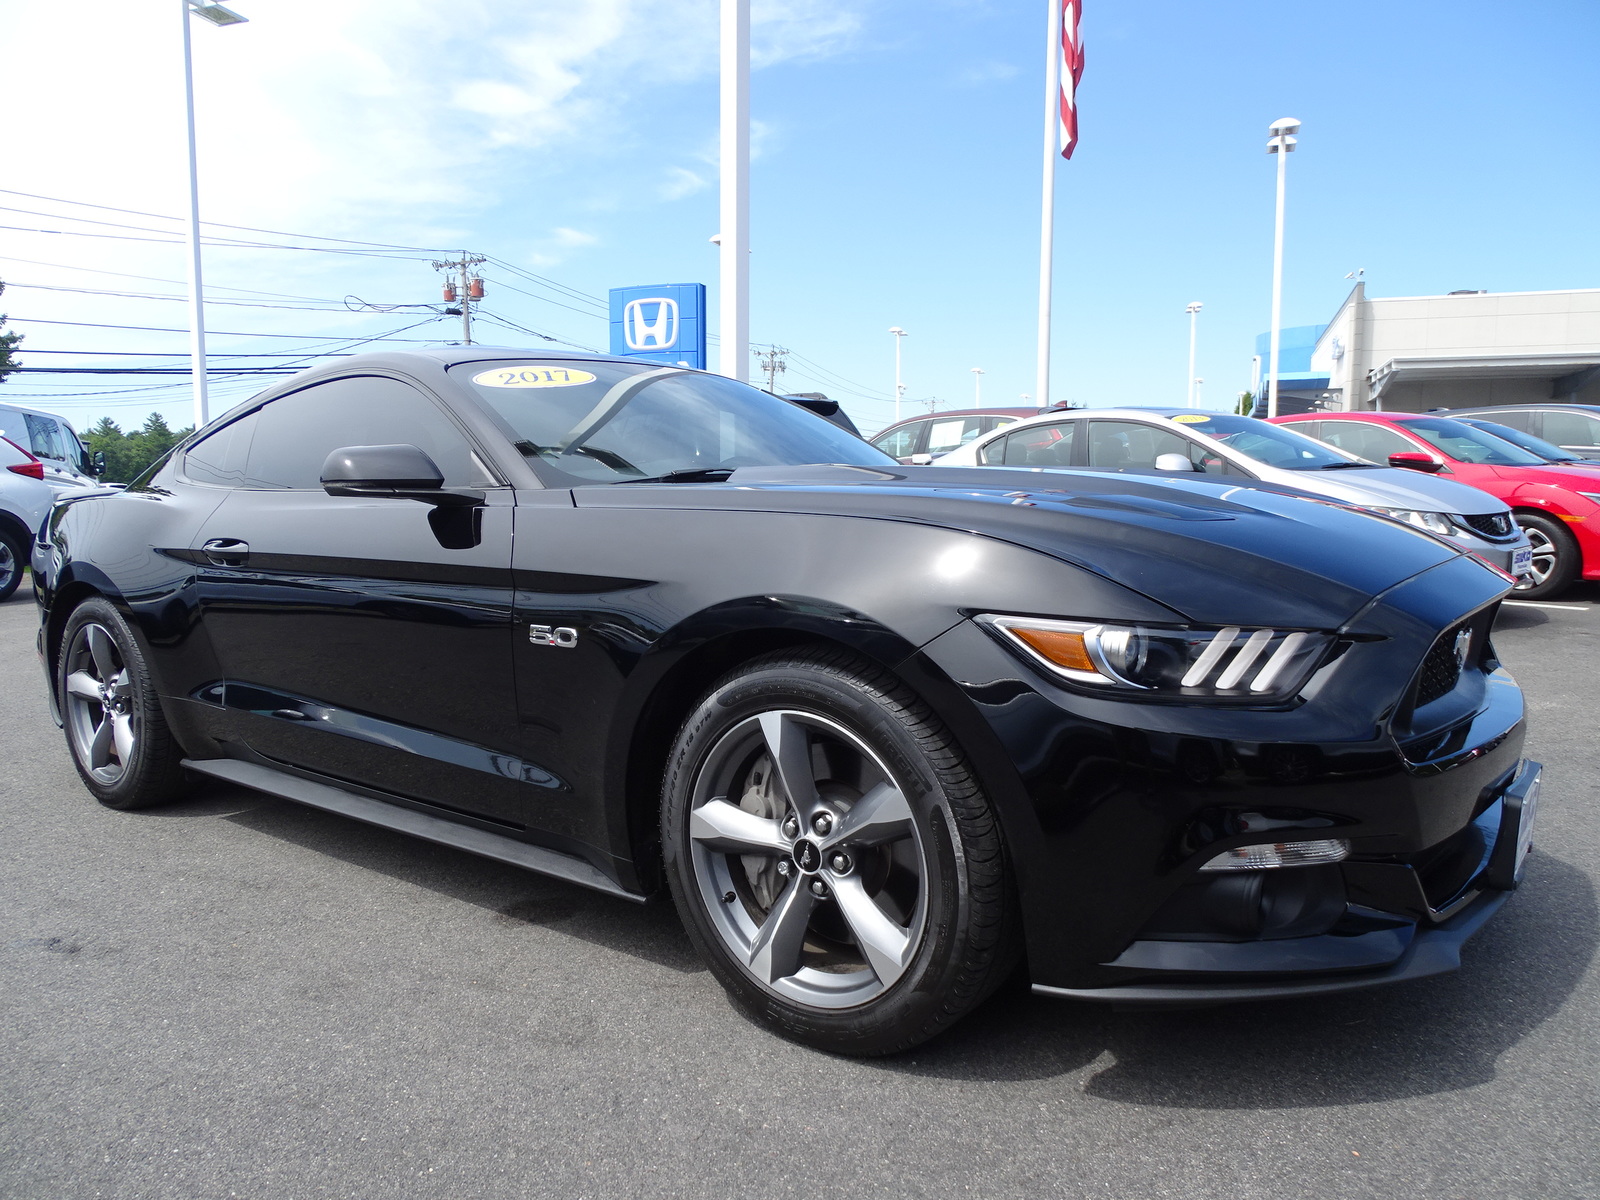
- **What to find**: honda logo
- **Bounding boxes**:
[623,298,679,350]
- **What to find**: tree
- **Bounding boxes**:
[1235,391,1255,417]
[0,280,21,383]
[84,413,194,484]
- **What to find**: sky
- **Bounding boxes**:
[2,0,1598,438]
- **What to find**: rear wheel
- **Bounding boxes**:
[661,648,1019,1055]
[59,598,188,810]
[0,527,25,602]
[1512,513,1580,600]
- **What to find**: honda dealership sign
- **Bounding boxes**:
[608,284,707,370]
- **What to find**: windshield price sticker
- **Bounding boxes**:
[473,367,597,389]
[1172,414,1210,424]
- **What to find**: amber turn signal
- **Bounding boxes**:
[1007,626,1097,673]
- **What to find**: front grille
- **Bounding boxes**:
[1415,619,1472,707]
[1458,511,1516,539]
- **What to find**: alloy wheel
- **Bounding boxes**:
[1515,525,1556,591]
[686,709,928,1009]
[63,622,137,785]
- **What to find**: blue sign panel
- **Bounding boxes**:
[608,283,707,370]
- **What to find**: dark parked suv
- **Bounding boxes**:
[1439,404,1600,460]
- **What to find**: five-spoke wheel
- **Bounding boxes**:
[58,598,187,809]
[662,649,1018,1055]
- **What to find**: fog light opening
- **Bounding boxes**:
[1200,838,1350,872]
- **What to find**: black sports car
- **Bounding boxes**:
[33,349,1541,1055]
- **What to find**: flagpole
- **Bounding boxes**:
[1035,0,1062,410]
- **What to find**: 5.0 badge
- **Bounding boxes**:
[529,625,579,648]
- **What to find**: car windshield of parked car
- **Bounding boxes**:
[1398,417,1547,466]
[1166,412,1362,470]
[457,361,893,485]
[1457,419,1579,462]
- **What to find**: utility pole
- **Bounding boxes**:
[753,345,789,392]
[432,253,487,344]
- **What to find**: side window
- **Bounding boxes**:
[23,413,67,463]
[1291,421,1321,441]
[1314,421,1416,462]
[982,422,1075,466]
[925,417,985,456]
[872,425,920,460]
[242,377,494,490]
[1086,420,1195,468]
[183,409,261,487]
[1483,409,1535,434]
[1541,411,1600,449]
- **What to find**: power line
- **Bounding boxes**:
[4,315,445,341]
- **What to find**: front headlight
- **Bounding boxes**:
[1364,506,1455,536]
[979,615,1334,702]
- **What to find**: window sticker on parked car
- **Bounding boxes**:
[1172,414,1209,424]
[472,366,597,389]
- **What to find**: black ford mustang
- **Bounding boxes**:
[33,349,1541,1054]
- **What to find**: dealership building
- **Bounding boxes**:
[1253,284,1600,415]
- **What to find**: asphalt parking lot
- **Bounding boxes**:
[2,582,1596,1200]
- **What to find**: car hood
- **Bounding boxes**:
[1264,465,1508,514]
[575,464,1483,629]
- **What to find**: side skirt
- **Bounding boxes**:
[182,757,646,904]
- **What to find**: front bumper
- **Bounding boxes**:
[1032,759,1539,1004]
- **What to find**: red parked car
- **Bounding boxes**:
[1271,412,1600,599]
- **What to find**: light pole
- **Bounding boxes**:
[1266,116,1299,420]
[889,327,907,422]
[182,0,248,432]
[971,367,985,405]
[719,0,750,381]
[1185,301,1203,408]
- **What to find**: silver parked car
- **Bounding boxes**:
[934,407,1533,579]
[0,435,53,601]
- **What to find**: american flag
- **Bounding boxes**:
[1059,0,1085,159]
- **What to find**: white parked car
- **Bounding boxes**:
[0,435,54,600]
[0,402,103,495]
[934,407,1533,579]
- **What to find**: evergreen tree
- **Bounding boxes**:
[0,281,21,383]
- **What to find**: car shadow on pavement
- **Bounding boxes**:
[181,776,706,976]
[872,851,1594,1105]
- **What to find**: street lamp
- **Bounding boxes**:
[970,367,985,405]
[1185,302,1203,408]
[889,327,907,422]
[182,0,248,431]
[1265,116,1299,420]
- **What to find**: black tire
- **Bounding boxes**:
[661,647,1020,1055]
[58,597,189,810]
[0,526,25,602]
[1512,513,1580,600]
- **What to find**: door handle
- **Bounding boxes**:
[201,538,250,566]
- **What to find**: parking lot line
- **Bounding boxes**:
[1502,600,1592,610]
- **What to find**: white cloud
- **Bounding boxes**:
[660,167,709,201]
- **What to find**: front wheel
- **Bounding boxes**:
[1513,513,1580,600]
[661,649,1019,1055]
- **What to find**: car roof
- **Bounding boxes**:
[874,407,1041,432]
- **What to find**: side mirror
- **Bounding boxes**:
[1387,451,1444,474]
[908,453,935,465]
[321,444,482,506]
[1154,453,1198,472]
[90,450,106,476]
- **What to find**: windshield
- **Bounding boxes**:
[1456,419,1575,462]
[1397,417,1547,466]
[1162,412,1362,471]
[455,360,892,484]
